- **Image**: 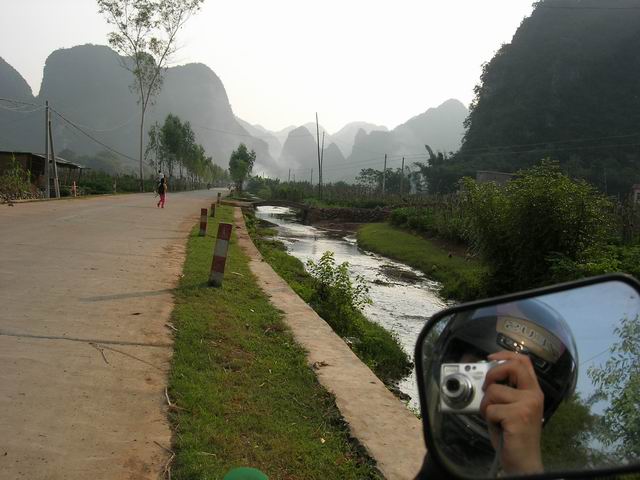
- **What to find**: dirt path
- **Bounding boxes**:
[0,190,221,480]
[233,207,426,480]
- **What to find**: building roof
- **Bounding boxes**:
[0,150,86,169]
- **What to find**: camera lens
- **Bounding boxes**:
[442,373,474,409]
[446,378,461,392]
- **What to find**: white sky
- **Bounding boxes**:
[1,0,535,133]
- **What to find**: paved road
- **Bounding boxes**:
[0,190,222,479]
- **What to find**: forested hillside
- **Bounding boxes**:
[424,0,640,195]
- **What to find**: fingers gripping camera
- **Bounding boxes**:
[440,361,504,414]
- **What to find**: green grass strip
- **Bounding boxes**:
[168,205,381,479]
[357,223,487,301]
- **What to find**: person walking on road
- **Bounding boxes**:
[157,177,168,208]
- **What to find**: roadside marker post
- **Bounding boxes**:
[217,192,222,205]
[209,223,233,287]
[210,203,216,218]
[199,208,208,237]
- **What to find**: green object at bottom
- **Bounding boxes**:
[223,467,268,480]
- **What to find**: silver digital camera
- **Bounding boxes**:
[440,361,503,414]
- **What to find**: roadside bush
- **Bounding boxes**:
[389,207,410,226]
[462,160,615,294]
[306,252,371,336]
[0,156,32,199]
[306,252,412,382]
[550,244,640,283]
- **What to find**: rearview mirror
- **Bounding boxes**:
[415,274,640,479]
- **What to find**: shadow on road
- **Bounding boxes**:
[81,288,175,302]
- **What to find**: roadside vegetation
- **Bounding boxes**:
[168,205,381,479]
[248,160,640,301]
[244,211,412,385]
[370,161,640,298]
[0,155,34,200]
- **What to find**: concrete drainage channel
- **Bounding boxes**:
[232,207,426,480]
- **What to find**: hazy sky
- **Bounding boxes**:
[1,0,535,133]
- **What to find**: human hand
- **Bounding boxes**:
[480,351,544,475]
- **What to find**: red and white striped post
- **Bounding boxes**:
[199,208,208,237]
[217,192,222,205]
[210,203,216,218]
[209,223,233,287]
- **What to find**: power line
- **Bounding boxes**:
[0,108,45,128]
[55,112,139,133]
[0,97,41,108]
[50,108,138,162]
[539,4,640,10]
[0,103,44,114]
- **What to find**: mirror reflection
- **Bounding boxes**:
[421,280,640,478]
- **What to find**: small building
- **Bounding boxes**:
[0,151,86,193]
[476,170,518,187]
[632,184,640,204]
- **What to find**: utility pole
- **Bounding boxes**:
[44,101,50,199]
[310,168,313,185]
[320,131,325,194]
[382,153,387,196]
[288,168,291,182]
[315,112,322,199]
[400,156,405,198]
[48,105,60,198]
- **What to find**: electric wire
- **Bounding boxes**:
[0,97,41,108]
[0,103,44,114]
[539,4,640,10]
[53,112,139,133]
[50,108,138,162]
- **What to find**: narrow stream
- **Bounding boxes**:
[255,206,448,411]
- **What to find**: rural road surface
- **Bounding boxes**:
[0,190,223,479]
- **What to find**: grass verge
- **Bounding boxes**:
[168,205,381,479]
[244,211,412,385]
[357,223,487,301]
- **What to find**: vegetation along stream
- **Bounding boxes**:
[255,205,448,410]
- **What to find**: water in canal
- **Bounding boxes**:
[255,206,448,411]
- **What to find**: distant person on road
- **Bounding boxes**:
[157,177,167,208]
[157,170,164,183]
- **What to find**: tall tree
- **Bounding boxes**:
[97,0,204,191]
[229,143,256,192]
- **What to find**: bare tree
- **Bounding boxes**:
[97,0,204,191]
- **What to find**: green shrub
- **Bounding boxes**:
[306,252,371,336]
[305,252,412,381]
[0,155,32,198]
[389,208,410,226]
[462,160,615,294]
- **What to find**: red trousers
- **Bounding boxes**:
[157,193,166,208]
